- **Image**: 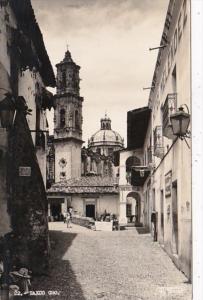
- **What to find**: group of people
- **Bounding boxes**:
[98,212,119,230]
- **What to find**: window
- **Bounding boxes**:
[60,172,66,180]
[62,71,66,87]
[126,204,132,217]
[162,93,177,139]
[96,148,101,155]
[172,65,177,93]
[75,110,80,129]
[36,107,40,131]
[60,109,66,127]
[126,156,141,173]
[108,148,113,155]
[153,126,164,158]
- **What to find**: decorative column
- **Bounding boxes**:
[91,158,97,174]
[86,156,91,173]
[61,197,68,214]
[119,190,127,225]
[48,203,51,217]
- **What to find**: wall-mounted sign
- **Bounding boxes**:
[19,166,31,177]
[165,171,172,197]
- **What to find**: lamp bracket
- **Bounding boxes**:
[179,104,190,114]
[143,86,155,90]
[183,137,190,149]
[149,44,168,51]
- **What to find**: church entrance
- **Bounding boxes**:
[86,204,95,219]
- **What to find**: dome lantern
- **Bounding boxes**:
[100,113,111,130]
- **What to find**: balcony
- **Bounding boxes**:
[162,93,177,139]
[130,166,151,187]
[154,126,164,158]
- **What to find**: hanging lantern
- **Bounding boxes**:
[140,169,145,177]
[170,107,190,137]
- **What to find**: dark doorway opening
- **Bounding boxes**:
[160,189,164,242]
[86,204,95,218]
[126,192,142,226]
[51,203,62,221]
[172,180,178,254]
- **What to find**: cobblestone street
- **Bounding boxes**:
[31,223,191,300]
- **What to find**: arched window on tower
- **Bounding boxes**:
[75,110,80,129]
[60,109,66,128]
[62,71,66,88]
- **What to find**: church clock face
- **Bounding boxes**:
[59,158,67,168]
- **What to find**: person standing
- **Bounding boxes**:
[66,208,73,228]
[66,211,71,228]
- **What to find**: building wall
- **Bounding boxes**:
[71,194,119,218]
[0,129,12,236]
[0,6,49,186]
[0,5,16,80]
[147,0,191,279]
[0,1,54,274]
[0,5,18,237]
[18,69,48,184]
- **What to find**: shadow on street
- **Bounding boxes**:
[29,230,86,300]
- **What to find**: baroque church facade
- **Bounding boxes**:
[47,50,124,220]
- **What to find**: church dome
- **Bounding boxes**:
[88,114,124,148]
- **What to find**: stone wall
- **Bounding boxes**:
[8,111,49,275]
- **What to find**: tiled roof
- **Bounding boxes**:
[47,176,119,195]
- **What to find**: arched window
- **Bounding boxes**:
[62,71,66,88]
[75,110,80,129]
[60,109,66,127]
[96,148,101,155]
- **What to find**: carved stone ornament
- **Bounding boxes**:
[59,158,67,168]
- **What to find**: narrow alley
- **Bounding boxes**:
[31,223,191,300]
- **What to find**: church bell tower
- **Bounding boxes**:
[54,49,83,182]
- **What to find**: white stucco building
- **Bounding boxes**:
[148,0,191,279]
[124,0,191,279]
[0,0,55,237]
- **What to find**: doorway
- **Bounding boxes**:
[50,203,62,221]
[86,204,95,218]
[172,181,178,254]
[126,192,142,226]
[160,189,164,242]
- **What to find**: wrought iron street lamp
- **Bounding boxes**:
[170,104,190,148]
[170,105,190,137]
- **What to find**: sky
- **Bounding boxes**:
[32,0,169,146]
